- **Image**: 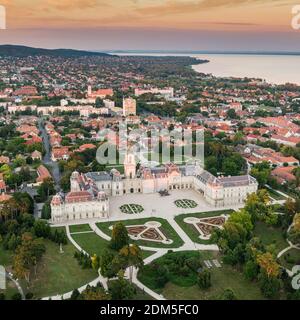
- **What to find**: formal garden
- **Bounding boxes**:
[70,226,154,260]
[97,217,184,248]
[119,221,173,244]
[120,204,144,214]
[69,224,92,233]
[174,210,233,244]
[174,199,198,209]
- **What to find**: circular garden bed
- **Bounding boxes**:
[120,204,144,214]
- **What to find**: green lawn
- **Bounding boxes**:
[134,285,154,300]
[265,187,286,201]
[28,239,97,298]
[71,232,113,257]
[138,251,265,300]
[278,248,300,270]
[71,230,156,260]
[0,279,20,300]
[97,218,184,248]
[141,250,156,259]
[0,246,13,267]
[253,221,288,254]
[174,210,233,244]
[69,224,92,233]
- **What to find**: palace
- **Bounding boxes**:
[51,153,258,223]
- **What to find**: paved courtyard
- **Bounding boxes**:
[51,189,242,227]
[108,189,242,220]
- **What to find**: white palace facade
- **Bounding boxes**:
[51,153,258,223]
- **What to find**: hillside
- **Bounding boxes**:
[0,45,112,57]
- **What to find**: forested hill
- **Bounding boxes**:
[0,45,113,57]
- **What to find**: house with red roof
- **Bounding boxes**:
[76,144,97,153]
[51,147,70,162]
[36,165,52,184]
[0,180,7,193]
[271,166,297,184]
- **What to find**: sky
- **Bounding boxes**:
[0,0,299,51]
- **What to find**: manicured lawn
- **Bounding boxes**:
[141,250,156,259]
[69,224,92,233]
[138,251,265,300]
[174,210,233,244]
[279,248,300,270]
[0,279,20,300]
[265,187,286,201]
[28,239,97,298]
[71,232,113,257]
[253,221,288,255]
[133,285,154,300]
[97,218,184,248]
[71,230,155,260]
[0,246,13,267]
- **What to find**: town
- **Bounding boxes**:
[0,51,300,301]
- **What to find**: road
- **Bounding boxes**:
[38,119,61,191]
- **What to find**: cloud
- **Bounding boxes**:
[45,0,107,10]
[135,0,293,16]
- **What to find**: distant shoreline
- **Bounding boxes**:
[104,50,300,56]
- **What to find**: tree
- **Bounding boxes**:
[37,178,55,201]
[91,254,100,272]
[258,271,281,299]
[41,201,51,220]
[243,260,259,281]
[256,252,280,278]
[155,265,169,288]
[119,244,144,283]
[250,161,271,188]
[244,190,272,222]
[110,222,129,250]
[13,232,46,283]
[289,213,300,245]
[70,289,80,300]
[95,97,104,108]
[197,269,211,290]
[233,132,244,145]
[11,293,22,300]
[219,288,237,300]
[100,250,116,278]
[81,284,111,300]
[108,271,136,300]
[284,198,300,218]
[222,158,239,176]
[227,108,238,119]
[34,220,51,238]
[229,210,254,234]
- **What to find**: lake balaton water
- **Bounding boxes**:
[191,54,300,85]
[113,52,300,85]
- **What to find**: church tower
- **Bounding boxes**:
[124,152,136,179]
[87,85,92,96]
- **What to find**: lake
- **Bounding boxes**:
[113,52,300,85]
[191,54,300,85]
